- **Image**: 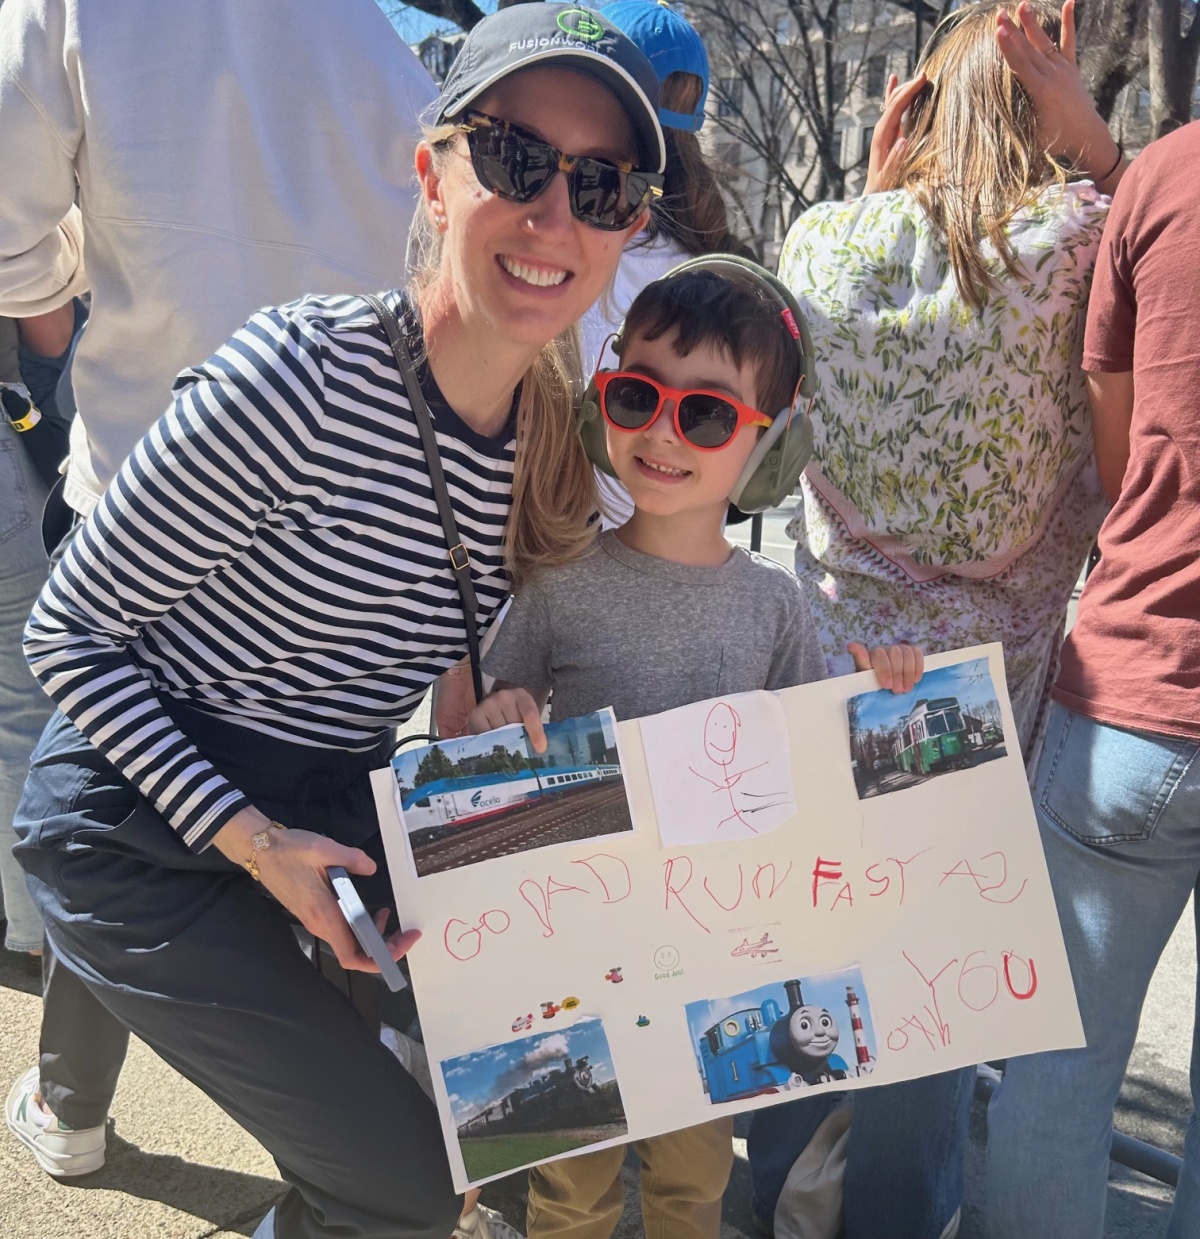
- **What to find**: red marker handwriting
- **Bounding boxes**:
[940,851,1027,904]
[570,854,632,904]
[812,857,852,910]
[443,908,511,962]
[519,875,587,939]
[663,855,711,933]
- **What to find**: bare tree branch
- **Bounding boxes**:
[1148,0,1200,135]
[691,0,893,256]
[380,0,487,32]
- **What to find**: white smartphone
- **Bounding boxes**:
[327,866,408,993]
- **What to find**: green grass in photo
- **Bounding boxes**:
[459,1131,601,1181]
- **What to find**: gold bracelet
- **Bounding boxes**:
[243,820,286,882]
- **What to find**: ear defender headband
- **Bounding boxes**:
[577,253,816,514]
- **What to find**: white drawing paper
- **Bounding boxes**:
[639,691,797,847]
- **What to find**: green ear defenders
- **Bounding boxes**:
[577,253,816,514]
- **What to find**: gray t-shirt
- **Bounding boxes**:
[484,530,827,721]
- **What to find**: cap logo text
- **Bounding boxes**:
[557,7,606,40]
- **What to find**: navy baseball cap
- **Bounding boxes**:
[436,3,667,172]
[600,0,709,132]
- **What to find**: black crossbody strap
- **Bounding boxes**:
[362,294,485,704]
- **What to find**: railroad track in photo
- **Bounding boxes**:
[412,781,632,875]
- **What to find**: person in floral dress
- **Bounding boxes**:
[750,4,1130,1238]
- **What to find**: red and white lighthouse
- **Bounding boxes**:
[845,985,872,1074]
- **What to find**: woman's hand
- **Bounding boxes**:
[213,807,420,973]
[996,0,1127,193]
[865,72,927,195]
[466,686,548,753]
[848,642,924,694]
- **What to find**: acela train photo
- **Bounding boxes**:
[401,764,623,834]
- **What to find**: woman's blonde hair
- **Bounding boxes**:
[646,72,741,256]
[408,125,598,586]
[893,0,1066,311]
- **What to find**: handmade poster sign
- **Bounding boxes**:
[373,644,1084,1192]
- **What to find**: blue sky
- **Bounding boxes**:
[441,1018,618,1124]
[685,967,878,1064]
[849,657,1000,733]
[380,0,498,45]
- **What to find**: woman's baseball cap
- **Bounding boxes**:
[435,3,667,173]
[599,0,709,133]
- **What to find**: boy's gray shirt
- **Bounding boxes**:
[483,530,827,722]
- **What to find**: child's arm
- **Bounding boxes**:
[848,642,924,694]
[467,683,552,753]
[475,581,555,752]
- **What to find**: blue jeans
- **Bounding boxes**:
[0,422,51,953]
[984,702,1200,1238]
[748,1067,975,1238]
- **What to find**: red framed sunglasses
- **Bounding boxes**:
[593,371,772,451]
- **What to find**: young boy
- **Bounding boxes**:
[469,266,921,1239]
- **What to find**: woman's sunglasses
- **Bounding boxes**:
[457,112,663,232]
[594,371,772,451]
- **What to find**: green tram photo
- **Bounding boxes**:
[892,696,986,776]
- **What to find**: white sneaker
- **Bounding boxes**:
[4,1065,106,1177]
[453,1205,526,1239]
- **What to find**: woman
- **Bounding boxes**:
[9,8,665,1238]
[750,4,1125,1237]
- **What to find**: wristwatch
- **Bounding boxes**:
[244,820,287,881]
[0,383,42,432]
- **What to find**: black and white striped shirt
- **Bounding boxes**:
[25,292,516,850]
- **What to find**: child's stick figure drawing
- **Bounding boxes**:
[689,702,790,833]
[641,690,797,847]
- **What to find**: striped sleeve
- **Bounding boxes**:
[24,305,329,850]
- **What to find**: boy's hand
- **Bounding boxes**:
[848,642,924,694]
[467,687,548,753]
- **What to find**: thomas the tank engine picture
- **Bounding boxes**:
[693,977,875,1105]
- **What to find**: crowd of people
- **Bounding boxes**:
[0,2,1195,1239]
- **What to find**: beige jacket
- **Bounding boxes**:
[0,0,436,513]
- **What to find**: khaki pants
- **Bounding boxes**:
[527,1118,735,1239]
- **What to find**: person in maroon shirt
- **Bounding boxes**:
[983,120,1200,1239]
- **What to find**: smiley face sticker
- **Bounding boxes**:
[654,945,680,972]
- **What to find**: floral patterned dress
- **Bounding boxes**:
[779,183,1110,756]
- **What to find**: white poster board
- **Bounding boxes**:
[372,645,1082,1192]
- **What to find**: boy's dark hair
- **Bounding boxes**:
[619,269,801,418]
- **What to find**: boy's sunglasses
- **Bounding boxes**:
[458,112,663,232]
[594,371,772,451]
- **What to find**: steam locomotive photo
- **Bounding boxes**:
[455,1053,623,1138]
